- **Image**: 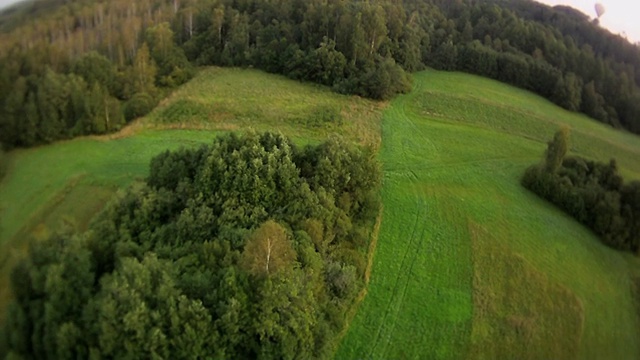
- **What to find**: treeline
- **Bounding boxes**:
[2,0,640,149]
[0,19,193,148]
[1,132,382,359]
[522,128,640,253]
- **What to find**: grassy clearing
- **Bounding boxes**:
[141,67,384,150]
[338,70,640,359]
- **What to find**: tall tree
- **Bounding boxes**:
[544,127,570,173]
[242,220,297,278]
[131,42,158,96]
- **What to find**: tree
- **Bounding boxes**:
[544,127,570,173]
[71,51,117,95]
[523,132,639,253]
[0,76,28,148]
[131,43,158,96]
[146,22,194,87]
[86,254,214,359]
[35,68,71,143]
[306,37,346,86]
[553,72,582,111]
[242,220,297,277]
[83,82,124,133]
[361,3,388,59]
[124,92,156,121]
[252,271,317,360]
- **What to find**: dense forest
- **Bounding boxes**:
[522,128,640,253]
[0,131,382,358]
[1,0,640,150]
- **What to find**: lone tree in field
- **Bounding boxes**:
[242,220,296,277]
[545,127,570,173]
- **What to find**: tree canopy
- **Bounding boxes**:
[2,131,382,359]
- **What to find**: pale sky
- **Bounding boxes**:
[536,0,640,43]
[0,0,20,10]
[0,0,638,43]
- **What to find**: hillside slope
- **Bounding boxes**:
[2,67,640,358]
[338,70,640,359]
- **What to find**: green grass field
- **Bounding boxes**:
[337,70,640,359]
[1,67,640,358]
[141,67,384,150]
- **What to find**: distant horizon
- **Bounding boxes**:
[536,0,640,42]
[0,0,21,10]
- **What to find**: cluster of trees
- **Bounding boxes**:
[1,132,382,358]
[0,18,193,148]
[2,0,640,150]
[522,128,640,252]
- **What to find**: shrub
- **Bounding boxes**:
[123,92,156,121]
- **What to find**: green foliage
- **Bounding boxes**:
[71,51,117,95]
[146,23,194,88]
[242,220,297,277]
[124,93,157,122]
[544,127,570,173]
[4,132,381,359]
[131,43,158,96]
[553,73,583,111]
[524,130,640,252]
[335,57,412,100]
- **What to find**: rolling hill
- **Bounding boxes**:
[1,67,640,358]
[337,70,640,359]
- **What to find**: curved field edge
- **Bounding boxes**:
[337,70,640,359]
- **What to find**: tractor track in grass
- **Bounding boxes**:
[339,69,640,360]
[368,184,427,357]
[341,80,474,359]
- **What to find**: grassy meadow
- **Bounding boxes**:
[337,70,640,359]
[1,66,640,358]
[140,67,384,150]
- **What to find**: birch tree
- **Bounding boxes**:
[242,220,296,277]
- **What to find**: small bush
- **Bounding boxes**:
[123,92,156,121]
[522,130,640,253]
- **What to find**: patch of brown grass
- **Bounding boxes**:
[468,221,585,360]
